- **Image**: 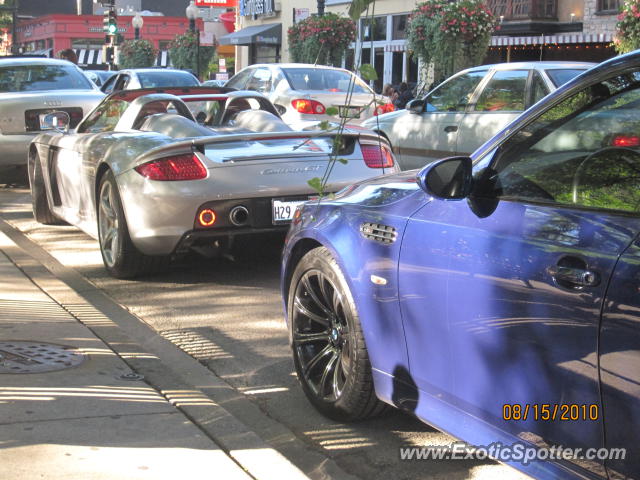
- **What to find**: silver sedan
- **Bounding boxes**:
[362,61,594,170]
[0,57,104,177]
[28,87,399,278]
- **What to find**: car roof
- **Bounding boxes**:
[465,61,596,72]
[243,63,352,72]
[0,57,75,67]
[121,68,196,74]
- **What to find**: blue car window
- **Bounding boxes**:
[477,70,640,214]
[474,70,528,112]
[425,71,486,112]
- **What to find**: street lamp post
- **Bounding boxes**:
[185,1,200,80]
[132,12,143,40]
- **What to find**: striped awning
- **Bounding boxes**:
[154,50,171,67]
[490,33,613,47]
[75,49,102,66]
[385,44,407,52]
[73,49,171,67]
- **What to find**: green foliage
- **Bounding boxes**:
[118,39,157,69]
[407,0,497,82]
[614,0,640,54]
[0,0,16,31]
[287,13,356,66]
[359,64,377,81]
[348,0,376,20]
[169,31,216,79]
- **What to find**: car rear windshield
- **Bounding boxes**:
[546,69,588,88]
[0,64,94,93]
[137,71,200,88]
[282,68,372,94]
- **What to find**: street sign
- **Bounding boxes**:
[195,0,237,7]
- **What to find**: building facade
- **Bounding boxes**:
[225,0,621,93]
[14,14,203,67]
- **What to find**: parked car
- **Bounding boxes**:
[100,68,200,94]
[202,79,227,88]
[362,61,594,170]
[282,52,640,480]
[84,69,116,87]
[28,87,399,278]
[225,63,394,128]
[0,57,104,178]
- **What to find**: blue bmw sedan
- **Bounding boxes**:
[281,50,640,480]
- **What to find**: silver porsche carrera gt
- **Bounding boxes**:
[28,87,399,278]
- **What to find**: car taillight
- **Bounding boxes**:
[361,144,395,168]
[374,103,395,115]
[291,99,326,115]
[134,153,207,181]
[611,134,640,147]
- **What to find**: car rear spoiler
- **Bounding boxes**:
[134,129,390,165]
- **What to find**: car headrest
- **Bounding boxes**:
[233,110,293,132]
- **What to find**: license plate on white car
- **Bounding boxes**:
[338,106,362,119]
[272,199,308,224]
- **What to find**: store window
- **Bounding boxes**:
[360,16,387,42]
[392,15,407,40]
[71,38,103,49]
[597,0,619,12]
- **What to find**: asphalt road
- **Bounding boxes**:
[0,184,529,480]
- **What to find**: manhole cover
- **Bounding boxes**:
[0,341,86,374]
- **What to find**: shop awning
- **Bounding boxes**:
[490,33,613,47]
[75,49,102,66]
[218,23,281,46]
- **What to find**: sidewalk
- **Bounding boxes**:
[0,230,261,480]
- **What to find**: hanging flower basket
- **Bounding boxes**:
[614,0,640,54]
[407,0,498,82]
[287,13,356,66]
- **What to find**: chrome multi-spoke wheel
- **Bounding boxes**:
[289,247,387,421]
[96,171,163,279]
[293,269,351,402]
[98,177,120,267]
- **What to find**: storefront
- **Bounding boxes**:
[218,22,281,64]
[14,14,203,68]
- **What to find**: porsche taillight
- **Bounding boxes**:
[291,99,326,115]
[134,153,207,181]
[361,144,395,168]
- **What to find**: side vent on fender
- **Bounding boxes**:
[360,222,397,245]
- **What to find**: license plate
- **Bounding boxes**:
[272,199,307,223]
[338,106,362,119]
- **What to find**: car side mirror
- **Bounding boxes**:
[407,99,424,114]
[40,111,70,134]
[417,156,473,200]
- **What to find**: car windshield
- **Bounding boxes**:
[545,69,588,87]
[137,71,200,88]
[0,64,94,93]
[282,68,372,94]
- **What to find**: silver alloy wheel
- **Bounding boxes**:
[98,178,119,267]
[292,269,352,402]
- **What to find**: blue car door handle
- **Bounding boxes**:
[444,125,458,133]
[547,265,600,288]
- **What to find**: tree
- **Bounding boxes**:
[118,39,157,69]
[168,31,216,79]
[407,0,498,84]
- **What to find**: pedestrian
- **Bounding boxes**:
[58,49,78,64]
[394,82,414,109]
[382,83,397,103]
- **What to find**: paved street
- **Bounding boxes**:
[0,184,529,480]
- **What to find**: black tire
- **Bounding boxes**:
[29,150,63,225]
[97,170,165,279]
[288,246,388,421]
